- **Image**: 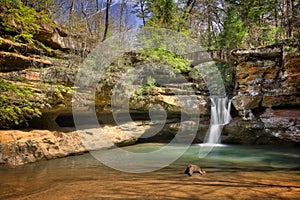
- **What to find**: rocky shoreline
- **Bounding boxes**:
[0,125,145,166]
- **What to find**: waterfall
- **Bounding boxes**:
[203,97,232,144]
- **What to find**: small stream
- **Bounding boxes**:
[1,143,300,199]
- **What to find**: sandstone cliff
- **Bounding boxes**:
[225,42,300,144]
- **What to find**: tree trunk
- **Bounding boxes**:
[102,0,112,41]
[69,0,75,29]
[140,0,146,27]
[119,0,126,32]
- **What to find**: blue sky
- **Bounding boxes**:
[54,0,143,28]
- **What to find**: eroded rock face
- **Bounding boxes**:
[0,125,144,166]
[0,12,90,71]
[0,51,52,71]
[223,118,282,145]
[232,46,299,111]
[260,108,300,142]
[230,43,300,143]
[34,23,93,52]
[222,108,300,144]
[0,130,85,166]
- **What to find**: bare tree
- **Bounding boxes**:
[69,0,75,29]
[178,0,197,31]
[119,0,126,32]
[80,0,93,37]
[132,0,148,27]
[102,0,112,41]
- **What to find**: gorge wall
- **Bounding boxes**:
[224,43,300,144]
[0,19,299,166]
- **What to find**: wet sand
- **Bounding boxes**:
[1,164,300,199]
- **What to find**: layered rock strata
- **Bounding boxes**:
[228,43,300,144]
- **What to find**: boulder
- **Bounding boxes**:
[222,117,283,145]
[232,93,263,112]
[0,125,144,166]
[0,130,85,166]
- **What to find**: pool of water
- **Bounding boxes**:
[1,144,300,199]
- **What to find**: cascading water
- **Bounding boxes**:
[203,97,232,144]
[199,97,231,158]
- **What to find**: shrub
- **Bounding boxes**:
[0,79,46,128]
[1,1,53,44]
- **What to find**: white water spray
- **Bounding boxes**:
[204,97,232,144]
[199,97,231,158]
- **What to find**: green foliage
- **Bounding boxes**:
[145,0,177,29]
[215,62,235,94]
[218,8,248,49]
[132,0,191,33]
[34,40,54,54]
[219,0,297,49]
[98,48,191,101]
[284,45,297,52]
[20,0,57,12]
[131,0,149,26]
[139,48,191,74]
[0,0,15,7]
[146,76,156,87]
[1,1,53,44]
[245,25,283,46]
[190,61,234,95]
[0,79,46,128]
[43,84,73,100]
[0,78,73,129]
[132,76,157,100]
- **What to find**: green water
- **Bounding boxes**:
[0,144,299,199]
[122,143,300,170]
